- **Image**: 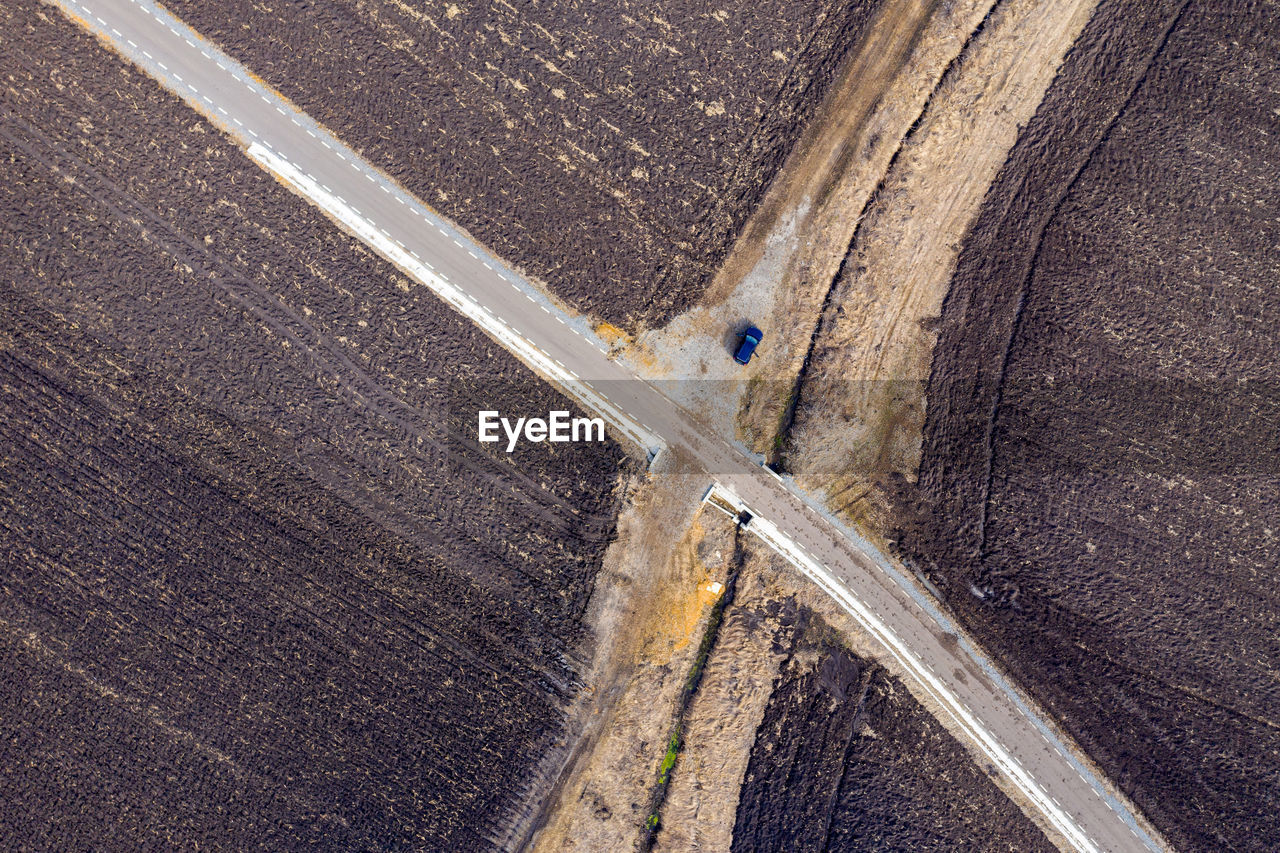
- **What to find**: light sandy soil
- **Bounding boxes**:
[651,543,885,853]
[527,468,731,852]
[620,0,995,446]
[786,0,1098,530]
[650,546,786,853]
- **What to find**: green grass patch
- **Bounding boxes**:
[657,732,680,785]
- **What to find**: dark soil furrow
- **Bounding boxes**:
[730,607,1053,853]
[160,0,883,328]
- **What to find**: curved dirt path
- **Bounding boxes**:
[787,0,1100,528]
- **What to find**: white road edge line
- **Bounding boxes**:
[709,482,1102,853]
[245,143,664,458]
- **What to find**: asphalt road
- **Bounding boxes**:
[55,1,1166,850]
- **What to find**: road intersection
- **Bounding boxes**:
[55,1,1166,849]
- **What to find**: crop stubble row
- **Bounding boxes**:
[0,3,627,848]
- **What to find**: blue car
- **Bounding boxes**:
[734,326,763,365]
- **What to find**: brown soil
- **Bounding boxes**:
[160,0,883,330]
[0,5,629,848]
[907,1,1280,850]
[730,628,1056,853]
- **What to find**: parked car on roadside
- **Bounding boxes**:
[734,326,763,365]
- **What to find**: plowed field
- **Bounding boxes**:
[160,0,880,328]
[0,4,626,848]
[910,1,1280,849]
[730,603,1053,853]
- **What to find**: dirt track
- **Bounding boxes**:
[529,478,726,853]
[784,0,1097,529]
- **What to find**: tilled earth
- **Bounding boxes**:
[0,4,627,849]
[729,601,1053,853]
[160,0,880,329]
[908,0,1280,849]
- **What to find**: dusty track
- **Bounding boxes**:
[704,0,940,304]
[786,0,1099,527]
